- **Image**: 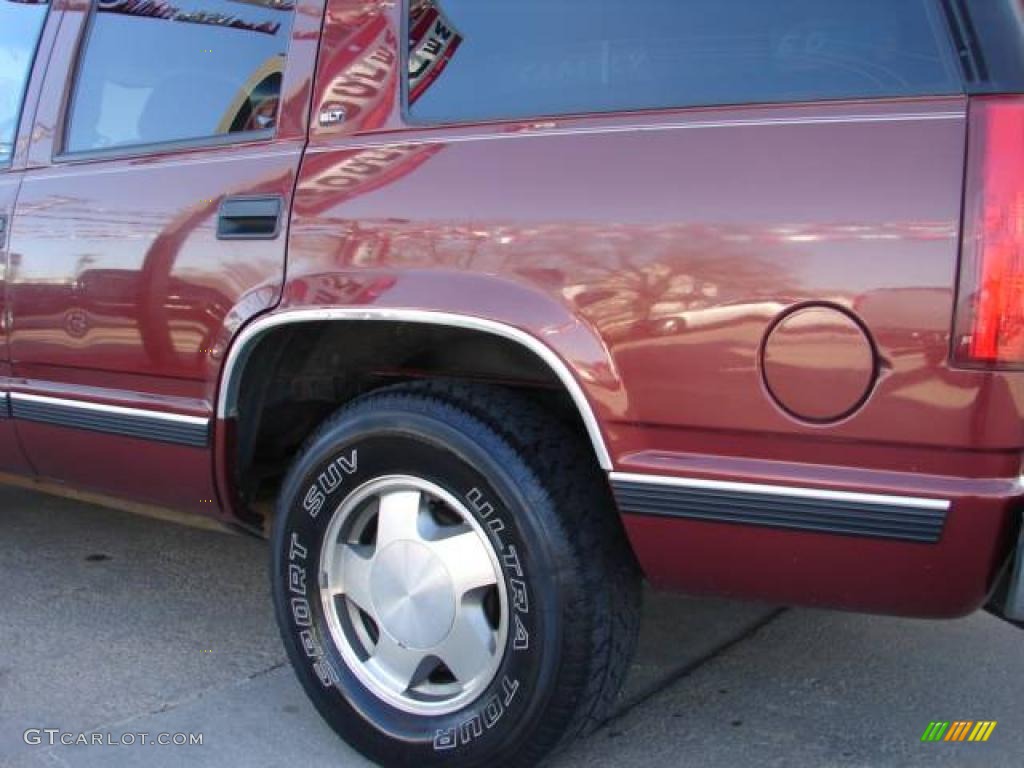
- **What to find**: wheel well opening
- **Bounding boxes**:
[226,320,600,532]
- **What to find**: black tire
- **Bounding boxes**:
[271,381,641,767]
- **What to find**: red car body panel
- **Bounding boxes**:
[618,451,1017,616]
[271,1,1019,617]
[1,0,1020,617]
[4,0,324,512]
[1,177,27,475]
[292,98,982,458]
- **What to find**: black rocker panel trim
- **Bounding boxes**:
[611,476,948,543]
[10,395,209,448]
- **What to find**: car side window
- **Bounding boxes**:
[0,0,49,166]
[406,0,961,124]
[65,0,296,155]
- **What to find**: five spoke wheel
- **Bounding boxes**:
[319,476,507,715]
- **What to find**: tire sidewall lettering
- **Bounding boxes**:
[275,430,550,756]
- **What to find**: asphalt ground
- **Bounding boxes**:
[1,485,1021,767]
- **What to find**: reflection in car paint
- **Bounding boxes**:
[315,10,397,133]
[95,0,292,36]
[408,0,461,104]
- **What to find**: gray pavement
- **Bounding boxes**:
[1,486,1020,767]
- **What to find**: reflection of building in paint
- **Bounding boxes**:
[292,188,957,344]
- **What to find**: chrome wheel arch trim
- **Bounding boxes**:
[217,308,614,469]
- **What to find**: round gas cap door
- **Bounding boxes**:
[762,306,876,423]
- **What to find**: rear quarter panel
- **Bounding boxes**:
[287,95,1011,475]
[279,1,1022,618]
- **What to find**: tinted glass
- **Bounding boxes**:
[407,0,961,123]
[0,0,49,165]
[943,0,1024,94]
[66,0,295,153]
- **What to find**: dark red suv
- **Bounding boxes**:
[2,0,1023,765]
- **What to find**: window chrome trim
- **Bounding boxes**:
[217,308,614,469]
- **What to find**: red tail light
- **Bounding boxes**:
[954,97,1024,367]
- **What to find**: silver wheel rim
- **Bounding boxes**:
[319,475,508,715]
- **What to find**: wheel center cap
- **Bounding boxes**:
[370,540,456,650]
